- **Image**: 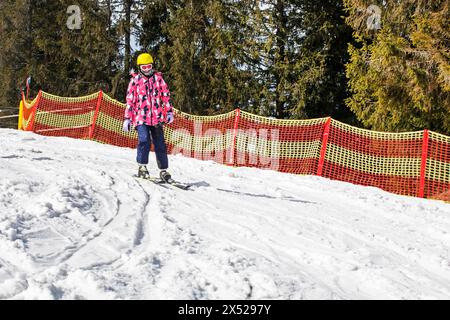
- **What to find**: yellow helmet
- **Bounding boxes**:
[137,53,154,65]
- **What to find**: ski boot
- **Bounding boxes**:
[160,170,172,183]
[138,165,150,179]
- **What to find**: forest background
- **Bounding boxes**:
[0,0,448,135]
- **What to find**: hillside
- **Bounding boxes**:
[0,129,449,299]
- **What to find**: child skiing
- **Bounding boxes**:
[123,53,174,182]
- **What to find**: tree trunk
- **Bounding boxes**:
[27,0,33,69]
[124,0,132,76]
[275,0,286,119]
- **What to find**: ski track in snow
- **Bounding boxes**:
[0,128,449,299]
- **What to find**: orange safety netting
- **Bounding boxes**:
[19,90,450,200]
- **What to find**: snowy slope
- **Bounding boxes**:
[0,128,449,300]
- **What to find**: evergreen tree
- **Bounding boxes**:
[138,0,175,55]
[250,0,355,120]
[291,0,355,122]
[135,0,355,119]
[196,0,263,114]
[157,0,202,114]
[0,0,120,105]
[154,0,261,115]
[344,0,450,134]
[108,0,148,100]
[135,0,176,100]
[0,0,33,113]
[58,0,119,95]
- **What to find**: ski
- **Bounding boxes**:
[134,175,191,190]
[164,178,191,190]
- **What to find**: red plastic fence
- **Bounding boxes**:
[20,90,450,200]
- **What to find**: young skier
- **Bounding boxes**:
[122,53,174,182]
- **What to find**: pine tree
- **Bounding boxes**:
[136,0,177,102]
[249,0,355,120]
[344,0,450,134]
[138,0,175,54]
[291,0,355,122]
[153,0,261,115]
[197,0,264,114]
[134,0,355,120]
[0,0,33,115]
[156,0,203,114]
[108,0,149,100]
[0,0,120,107]
[57,0,119,95]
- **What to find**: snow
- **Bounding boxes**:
[0,128,449,300]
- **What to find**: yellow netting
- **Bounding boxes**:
[18,90,449,199]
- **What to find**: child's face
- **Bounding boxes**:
[140,64,153,76]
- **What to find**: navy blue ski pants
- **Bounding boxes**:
[136,124,168,169]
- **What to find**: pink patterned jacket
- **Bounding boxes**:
[124,72,173,127]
